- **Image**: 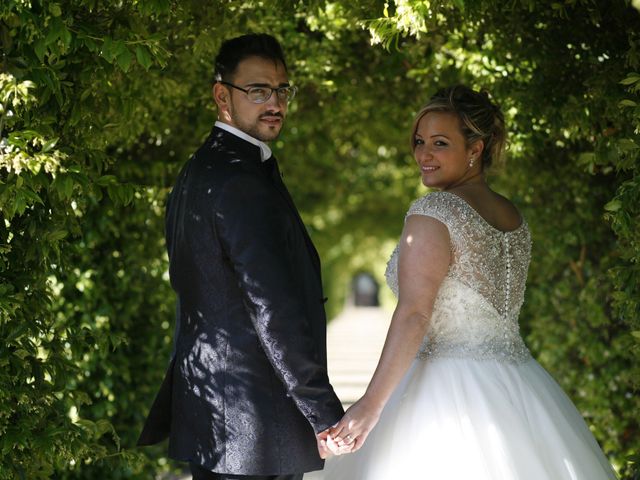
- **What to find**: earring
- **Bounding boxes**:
[469,156,475,167]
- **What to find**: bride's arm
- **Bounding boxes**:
[330,214,450,452]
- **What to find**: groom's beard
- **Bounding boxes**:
[230,110,284,142]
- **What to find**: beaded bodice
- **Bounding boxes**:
[385,191,532,363]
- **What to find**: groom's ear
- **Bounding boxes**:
[213,82,232,122]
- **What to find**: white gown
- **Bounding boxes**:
[321,191,618,480]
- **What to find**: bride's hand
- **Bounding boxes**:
[317,428,353,457]
[329,396,383,452]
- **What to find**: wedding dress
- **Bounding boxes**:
[321,191,617,480]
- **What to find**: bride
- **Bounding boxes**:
[319,86,618,479]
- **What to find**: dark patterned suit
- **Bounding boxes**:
[138,127,344,476]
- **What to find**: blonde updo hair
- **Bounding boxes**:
[411,85,507,170]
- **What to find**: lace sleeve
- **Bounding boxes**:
[405,192,459,241]
[386,191,460,297]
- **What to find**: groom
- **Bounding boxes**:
[137,34,344,479]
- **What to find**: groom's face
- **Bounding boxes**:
[214,56,289,142]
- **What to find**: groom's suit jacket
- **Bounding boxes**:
[138,127,344,475]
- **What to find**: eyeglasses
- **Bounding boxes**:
[219,81,297,104]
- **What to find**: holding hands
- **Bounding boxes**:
[316,396,383,457]
[315,213,446,459]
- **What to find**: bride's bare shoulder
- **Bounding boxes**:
[448,186,523,231]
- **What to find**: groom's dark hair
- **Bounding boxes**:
[214,34,288,82]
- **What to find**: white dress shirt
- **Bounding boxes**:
[215,121,272,161]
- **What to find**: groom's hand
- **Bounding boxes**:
[316,429,331,459]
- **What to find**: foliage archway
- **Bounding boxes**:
[1,1,639,478]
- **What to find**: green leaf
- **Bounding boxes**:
[69,170,90,189]
[101,37,115,62]
[107,184,136,205]
[40,69,62,105]
[34,38,47,63]
[617,139,639,152]
[122,185,135,205]
[107,185,120,204]
[73,391,93,406]
[112,40,128,61]
[80,89,92,101]
[47,230,68,242]
[13,349,31,360]
[96,175,117,187]
[135,45,153,70]
[82,36,98,53]
[5,324,28,344]
[61,26,72,49]
[61,175,74,200]
[618,99,637,108]
[75,419,96,435]
[20,188,44,205]
[49,3,62,16]
[42,137,59,153]
[604,200,622,212]
[620,73,640,85]
[116,47,133,72]
[95,419,114,438]
[45,19,63,46]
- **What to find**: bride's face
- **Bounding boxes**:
[413,111,476,190]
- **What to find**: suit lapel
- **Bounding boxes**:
[268,158,322,278]
[212,128,323,279]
